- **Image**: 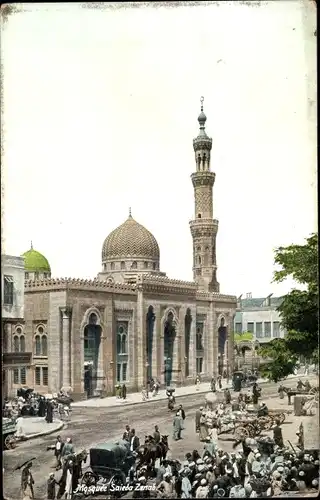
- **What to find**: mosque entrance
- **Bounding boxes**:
[163,311,176,386]
[83,312,102,398]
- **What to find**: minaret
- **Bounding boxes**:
[189,97,219,293]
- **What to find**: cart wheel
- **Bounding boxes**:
[258,417,270,430]
[309,387,318,395]
[81,471,97,487]
[234,426,249,441]
[4,434,16,450]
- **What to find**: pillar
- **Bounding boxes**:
[228,314,235,375]
[61,309,71,389]
[172,309,184,386]
[103,298,115,396]
[149,307,157,381]
[207,301,215,376]
[155,304,162,383]
[94,334,105,394]
[213,313,219,377]
[72,303,84,400]
[189,305,197,379]
[136,288,146,389]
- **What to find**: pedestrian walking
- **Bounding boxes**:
[47,472,58,500]
[195,406,203,433]
[273,420,284,448]
[217,375,222,391]
[53,436,64,470]
[173,412,182,441]
[46,400,53,424]
[21,461,35,499]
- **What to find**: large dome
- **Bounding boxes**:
[22,246,51,272]
[102,214,160,261]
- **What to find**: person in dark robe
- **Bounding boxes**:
[224,389,231,404]
[122,384,127,400]
[46,400,53,423]
[21,461,35,499]
[217,375,222,390]
[211,377,216,392]
[153,425,161,444]
[252,383,260,406]
[273,420,284,448]
[47,472,58,500]
[38,397,46,417]
[123,424,131,441]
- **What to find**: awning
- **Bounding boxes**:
[4,276,14,283]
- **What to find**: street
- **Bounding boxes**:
[3,377,316,500]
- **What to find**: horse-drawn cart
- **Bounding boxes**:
[80,441,135,494]
[3,417,17,450]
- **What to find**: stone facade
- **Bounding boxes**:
[6,102,237,399]
[17,276,236,399]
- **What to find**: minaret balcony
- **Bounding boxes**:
[189,219,219,237]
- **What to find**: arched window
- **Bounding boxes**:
[13,326,26,353]
[111,262,115,270]
[132,261,137,270]
[144,262,148,269]
[121,261,125,270]
[13,335,20,352]
[20,335,26,352]
[42,336,48,356]
[35,272,39,280]
[197,214,202,219]
[117,324,128,354]
[35,335,41,355]
[198,256,201,265]
[25,272,29,280]
[34,325,48,356]
[153,263,156,270]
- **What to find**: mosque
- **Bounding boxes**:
[8,103,237,400]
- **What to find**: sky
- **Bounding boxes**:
[1,1,317,298]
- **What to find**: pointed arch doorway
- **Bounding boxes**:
[83,312,102,398]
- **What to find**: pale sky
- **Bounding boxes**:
[1,1,317,298]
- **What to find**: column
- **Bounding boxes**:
[136,288,145,389]
[228,314,235,374]
[155,305,162,383]
[172,311,183,386]
[150,308,157,380]
[179,307,187,386]
[61,309,71,389]
[213,312,219,377]
[104,299,115,396]
[72,303,84,399]
[207,301,215,376]
[189,305,197,379]
[94,334,105,395]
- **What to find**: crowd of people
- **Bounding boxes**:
[120,421,319,498]
[11,376,319,499]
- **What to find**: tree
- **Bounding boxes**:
[258,339,298,382]
[259,233,318,370]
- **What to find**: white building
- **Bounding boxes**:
[234,293,286,343]
[1,254,29,400]
[2,254,25,321]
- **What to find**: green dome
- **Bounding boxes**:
[22,246,51,273]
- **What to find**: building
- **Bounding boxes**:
[1,254,30,401]
[233,293,286,369]
[7,103,237,400]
